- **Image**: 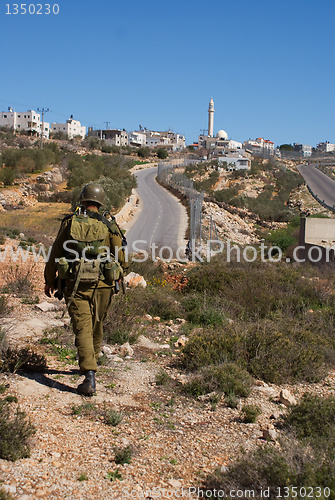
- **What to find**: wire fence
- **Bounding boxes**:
[157,160,222,259]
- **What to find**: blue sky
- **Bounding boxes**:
[0,0,334,147]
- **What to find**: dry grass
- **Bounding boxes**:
[0,202,71,242]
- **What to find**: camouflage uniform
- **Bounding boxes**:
[44,207,128,373]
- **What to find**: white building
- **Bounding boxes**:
[88,128,128,147]
[0,107,49,138]
[128,130,147,147]
[218,153,251,171]
[293,143,312,157]
[199,130,243,153]
[317,142,335,153]
[146,131,170,147]
[128,129,185,151]
[243,137,274,156]
[51,116,86,139]
[145,130,185,151]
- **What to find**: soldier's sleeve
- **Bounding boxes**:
[44,218,71,286]
[109,229,129,272]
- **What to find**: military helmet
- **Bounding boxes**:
[79,183,105,207]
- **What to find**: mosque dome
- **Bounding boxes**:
[216,129,228,140]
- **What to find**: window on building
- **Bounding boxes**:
[3,115,7,118]
[18,115,21,118]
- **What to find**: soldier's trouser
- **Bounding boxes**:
[64,281,113,372]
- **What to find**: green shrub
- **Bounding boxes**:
[4,396,18,403]
[183,293,226,326]
[283,394,335,440]
[104,410,123,426]
[72,402,96,416]
[0,146,59,177]
[0,347,47,373]
[105,469,123,481]
[185,258,333,321]
[78,473,88,481]
[214,186,239,204]
[245,318,334,383]
[228,166,302,222]
[137,147,150,158]
[0,328,7,358]
[264,216,301,254]
[0,488,15,500]
[241,404,261,423]
[155,369,172,386]
[203,436,335,495]
[104,286,183,345]
[157,148,168,159]
[183,363,252,398]
[0,401,35,461]
[203,445,296,494]
[114,444,133,464]
[1,265,35,297]
[179,313,335,384]
[0,295,12,318]
[225,390,239,409]
[194,170,219,193]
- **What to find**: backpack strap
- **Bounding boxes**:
[86,210,127,247]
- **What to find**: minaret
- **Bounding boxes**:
[208,97,214,137]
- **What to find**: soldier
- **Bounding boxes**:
[44,183,128,396]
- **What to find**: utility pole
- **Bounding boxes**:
[37,107,49,148]
[104,121,110,130]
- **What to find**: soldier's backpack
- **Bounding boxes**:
[57,210,124,288]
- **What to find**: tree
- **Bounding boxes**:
[279,144,294,151]
[50,131,68,141]
[156,148,168,159]
[137,147,150,158]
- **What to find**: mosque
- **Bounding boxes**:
[198,98,242,153]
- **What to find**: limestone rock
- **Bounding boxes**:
[168,479,182,488]
[174,335,189,348]
[2,485,16,494]
[198,392,220,403]
[35,301,58,312]
[124,272,147,288]
[101,345,117,355]
[279,389,297,406]
[262,425,277,441]
[120,342,134,358]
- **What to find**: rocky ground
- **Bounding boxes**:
[0,264,335,499]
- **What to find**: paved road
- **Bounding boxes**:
[297,164,335,209]
[126,167,188,256]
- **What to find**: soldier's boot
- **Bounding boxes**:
[77,370,96,396]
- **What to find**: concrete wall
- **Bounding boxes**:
[299,217,335,264]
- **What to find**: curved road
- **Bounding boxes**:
[297,164,335,208]
[126,167,188,255]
